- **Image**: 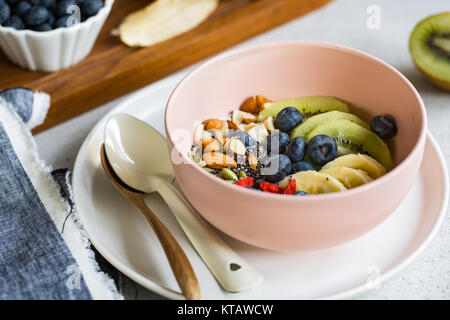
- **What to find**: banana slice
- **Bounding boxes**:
[320,167,373,189]
[119,0,219,47]
[279,171,346,194]
[321,154,386,179]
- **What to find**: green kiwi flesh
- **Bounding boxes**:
[306,120,394,170]
[410,12,450,90]
[290,111,370,139]
[257,96,349,121]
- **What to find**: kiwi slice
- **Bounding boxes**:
[337,144,357,156]
[290,111,370,139]
[257,96,349,121]
[410,12,450,90]
[306,120,394,171]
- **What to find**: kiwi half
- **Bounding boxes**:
[290,111,370,139]
[410,12,450,90]
[257,96,349,121]
[306,120,394,171]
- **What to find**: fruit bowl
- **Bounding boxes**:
[0,0,114,72]
[165,41,427,251]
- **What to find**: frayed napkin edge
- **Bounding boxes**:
[0,100,123,300]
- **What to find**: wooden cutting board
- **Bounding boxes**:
[0,0,331,133]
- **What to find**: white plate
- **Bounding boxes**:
[73,79,449,300]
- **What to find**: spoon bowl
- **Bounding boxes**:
[104,113,263,293]
[104,113,174,192]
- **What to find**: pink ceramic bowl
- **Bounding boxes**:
[165,41,427,251]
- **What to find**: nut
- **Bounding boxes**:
[248,153,258,171]
[247,123,268,142]
[203,139,221,153]
[263,116,275,132]
[193,124,204,147]
[207,128,224,144]
[232,110,257,125]
[256,95,272,110]
[240,96,258,113]
[202,118,223,130]
[224,137,246,156]
[227,120,240,130]
[219,120,229,137]
[202,152,237,169]
[244,123,258,131]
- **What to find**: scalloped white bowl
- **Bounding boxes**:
[0,0,114,72]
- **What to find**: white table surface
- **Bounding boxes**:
[35,0,450,299]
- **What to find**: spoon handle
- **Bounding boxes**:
[131,194,201,300]
[157,180,263,293]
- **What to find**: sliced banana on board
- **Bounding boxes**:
[120,0,219,47]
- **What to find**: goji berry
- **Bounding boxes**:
[235,177,254,187]
[283,179,297,195]
[260,182,283,194]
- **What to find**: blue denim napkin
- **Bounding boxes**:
[0,89,121,300]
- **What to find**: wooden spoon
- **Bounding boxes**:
[100,144,200,300]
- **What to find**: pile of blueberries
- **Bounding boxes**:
[258,107,338,185]
[0,0,104,31]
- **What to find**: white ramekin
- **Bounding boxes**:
[0,0,114,72]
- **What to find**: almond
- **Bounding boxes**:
[227,120,240,130]
[207,128,224,144]
[224,137,246,156]
[256,95,272,111]
[263,116,275,132]
[202,152,237,169]
[240,96,259,114]
[248,153,258,171]
[204,139,221,153]
[201,138,215,150]
[202,118,223,130]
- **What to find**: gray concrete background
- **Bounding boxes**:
[35,0,450,299]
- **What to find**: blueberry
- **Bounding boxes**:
[80,0,102,19]
[261,154,291,183]
[53,0,76,17]
[291,161,317,174]
[13,1,30,16]
[46,11,54,25]
[54,15,69,28]
[0,1,10,24]
[3,14,23,29]
[38,0,55,9]
[274,107,303,133]
[294,191,308,196]
[227,130,256,148]
[31,22,51,31]
[307,134,338,166]
[285,137,307,163]
[265,131,290,155]
[27,0,39,5]
[23,6,49,26]
[371,115,397,139]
